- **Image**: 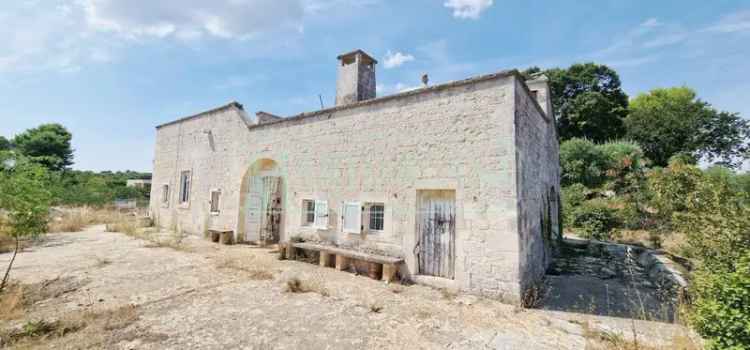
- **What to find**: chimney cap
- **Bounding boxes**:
[336,49,378,64]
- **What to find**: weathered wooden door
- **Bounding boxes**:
[259,176,282,246]
[417,190,456,279]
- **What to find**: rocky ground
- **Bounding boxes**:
[0,226,697,349]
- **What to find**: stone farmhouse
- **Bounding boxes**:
[149,50,561,302]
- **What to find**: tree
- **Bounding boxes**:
[545,63,629,142]
[626,87,750,167]
[0,136,10,151]
[12,123,74,171]
[0,158,52,291]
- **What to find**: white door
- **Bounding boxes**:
[245,176,263,242]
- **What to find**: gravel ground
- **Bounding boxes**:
[0,226,694,349]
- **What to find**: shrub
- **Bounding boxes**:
[690,252,750,350]
[569,200,619,240]
[561,183,589,226]
[560,138,608,187]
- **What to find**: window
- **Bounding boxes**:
[530,90,538,99]
[302,200,315,226]
[341,202,362,234]
[179,171,191,203]
[161,184,169,204]
[302,199,328,229]
[368,204,384,231]
[210,190,221,213]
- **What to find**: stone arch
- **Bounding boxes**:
[236,158,285,245]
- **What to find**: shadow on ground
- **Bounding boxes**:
[540,241,677,323]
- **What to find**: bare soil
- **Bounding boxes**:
[0,226,696,349]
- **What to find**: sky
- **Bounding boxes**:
[1,0,749,172]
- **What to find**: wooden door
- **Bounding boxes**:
[417,190,456,279]
[260,176,282,246]
[245,176,263,242]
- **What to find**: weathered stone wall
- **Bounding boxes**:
[150,72,555,301]
[513,78,561,294]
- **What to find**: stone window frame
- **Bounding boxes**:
[209,188,221,215]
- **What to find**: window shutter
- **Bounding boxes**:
[342,202,362,234]
[314,200,329,229]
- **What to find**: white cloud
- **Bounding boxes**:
[703,10,750,33]
[640,18,662,28]
[82,0,306,40]
[383,50,415,69]
[443,0,493,19]
[0,0,368,74]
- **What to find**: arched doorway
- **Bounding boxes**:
[237,159,284,246]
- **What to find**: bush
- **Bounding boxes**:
[561,183,590,225]
[560,138,608,187]
[569,200,619,240]
[690,252,750,350]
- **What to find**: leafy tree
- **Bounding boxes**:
[0,136,10,151]
[12,123,74,171]
[626,87,750,167]
[0,158,52,291]
[545,63,629,142]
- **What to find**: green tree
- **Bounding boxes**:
[545,63,629,142]
[12,123,74,171]
[0,158,52,291]
[0,136,10,151]
[626,87,750,167]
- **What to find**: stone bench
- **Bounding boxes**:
[208,229,234,245]
[289,242,403,283]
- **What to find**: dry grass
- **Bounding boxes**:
[581,321,702,350]
[0,304,140,349]
[215,256,276,280]
[0,284,26,320]
[284,276,329,296]
[48,207,124,233]
[0,277,141,349]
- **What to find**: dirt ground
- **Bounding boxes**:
[0,226,696,349]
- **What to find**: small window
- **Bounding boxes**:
[302,200,316,226]
[161,184,169,204]
[179,171,191,203]
[368,204,384,231]
[530,90,539,99]
[210,190,221,213]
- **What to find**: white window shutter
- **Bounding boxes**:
[314,200,329,229]
[342,202,362,234]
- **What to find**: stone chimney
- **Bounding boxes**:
[525,74,553,118]
[335,50,377,106]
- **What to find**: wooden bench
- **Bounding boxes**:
[290,242,403,283]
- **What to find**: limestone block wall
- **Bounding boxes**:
[149,104,252,235]
[149,72,550,301]
[513,78,561,294]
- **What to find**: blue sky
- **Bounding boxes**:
[1,0,749,172]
